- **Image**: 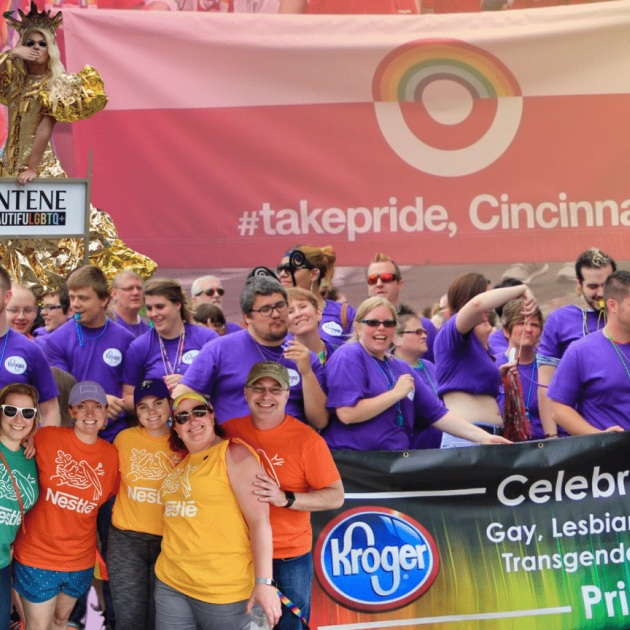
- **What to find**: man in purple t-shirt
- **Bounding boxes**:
[190,274,241,334]
[173,276,328,428]
[366,252,438,362]
[547,270,630,434]
[110,270,150,339]
[537,248,615,438]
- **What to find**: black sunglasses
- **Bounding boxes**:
[194,287,224,298]
[360,319,397,328]
[174,404,211,425]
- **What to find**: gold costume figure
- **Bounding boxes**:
[0,3,155,295]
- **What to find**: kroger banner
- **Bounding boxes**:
[61,4,630,269]
[312,433,630,629]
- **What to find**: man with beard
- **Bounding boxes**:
[0,267,59,425]
[537,247,615,438]
[173,276,328,428]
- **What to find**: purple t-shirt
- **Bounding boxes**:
[46,319,135,441]
[180,328,325,424]
[538,304,605,365]
[323,343,447,451]
[319,300,357,350]
[420,317,437,364]
[434,316,500,398]
[226,322,243,335]
[547,331,630,431]
[488,329,509,359]
[0,330,58,402]
[123,323,218,387]
[410,359,442,449]
[32,326,48,338]
[113,315,151,340]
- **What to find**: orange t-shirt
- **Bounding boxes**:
[222,414,341,559]
[112,427,182,536]
[14,427,120,572]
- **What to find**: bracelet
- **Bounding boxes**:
[284,490,296,508]
[544,433,558,438]
[255,578,277,587]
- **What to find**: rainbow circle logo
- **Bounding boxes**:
[372,39,523,177]
[315,507,439,612]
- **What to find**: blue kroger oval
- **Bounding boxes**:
[315,507,440,611]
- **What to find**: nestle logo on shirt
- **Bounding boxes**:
[164,500,197,517]
[102,348,122,367]
[46,488,97,514]
[128,486,160,504]
[4,356,27,375]
[0,505,21,526]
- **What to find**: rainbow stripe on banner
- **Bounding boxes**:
[372,39,521,102]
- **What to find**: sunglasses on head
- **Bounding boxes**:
[1,405,37,419]
[174,404,211,425]
[360,319,397,328]
[367,273,400,285]
[194,287,224,298]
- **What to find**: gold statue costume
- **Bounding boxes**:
[0,3,155,295]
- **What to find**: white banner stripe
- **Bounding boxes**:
[344,488,486,499]
[319,606,573,629]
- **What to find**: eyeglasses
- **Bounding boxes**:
[360,319,397,328]
[6,307,37,315]
[247,385,287,396]
[276,264,312,276]
[41,305,63,313]
[194,287,225,298]
[25,40,47,48]
[174,405,211,425]
[1,405,37,420]
[399,328,427,336]
[250,301,289,317]
[367,273,401,285]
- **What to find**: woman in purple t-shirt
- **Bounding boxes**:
[323,297,511,451]
[434,273,537,448]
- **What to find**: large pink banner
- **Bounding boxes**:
[60,5,630,269]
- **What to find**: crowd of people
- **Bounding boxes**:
[0,241,625,629]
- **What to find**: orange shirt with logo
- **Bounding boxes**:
[14,427,120,572]
[222,414,341,559]
[112,427,182,536]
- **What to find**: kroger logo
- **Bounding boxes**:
[315,507,439,612]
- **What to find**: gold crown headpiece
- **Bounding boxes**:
[3,1,62,37]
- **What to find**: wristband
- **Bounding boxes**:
[255,578,277,587]
[284,490,296,508]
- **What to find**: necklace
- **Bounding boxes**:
[416,360,438,397]
[318,341,328,366]
[251,335,284,363]
[76,319,109,348]
[603,329,630,384]
[369,354,404,427]
[582,308,606,337]
[157,327,186,376]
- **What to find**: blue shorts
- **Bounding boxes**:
[12,561,93,603]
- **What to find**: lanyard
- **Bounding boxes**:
[417,360,438,397]
[157,327,186,376]
[75,317,109,348]
[277,589,310,629]
[370,355,404,427]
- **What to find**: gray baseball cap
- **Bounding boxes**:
[69,381,108,407]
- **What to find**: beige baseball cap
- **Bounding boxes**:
[246,362,290,390]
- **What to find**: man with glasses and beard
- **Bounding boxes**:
[0,267,59,425]
[366,253,438,362]
[173,276,328,429]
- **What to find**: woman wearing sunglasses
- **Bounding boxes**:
[12,381,119,630]
[323,297,511,451]
[434,273,537,448]
[277,245,356,351]
[155,393,281,629]
[123,278,218,404]
[0,384,39,630]
[108,379,182,630]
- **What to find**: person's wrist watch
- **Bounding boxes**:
[255,578,278,587]
[284,490,296,508]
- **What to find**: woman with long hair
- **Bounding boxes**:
[323,297,510,451]
[277,245,356,351]
[434,273,537,448]
[155,393,281,629]
[0,384,38,630]
[123,278,218,403]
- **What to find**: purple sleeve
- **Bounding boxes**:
[122,335,147,386]
[325,350,369,411]
[412,369,447,429]
[310,350,327,394]
[28,343,59,402]
[421,317,437,363]
[45,326,70,372]
[547,344,581,406]
[537,310,561,361]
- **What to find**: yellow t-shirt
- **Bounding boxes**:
[155,439,255,604]
[112,427,182,536]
